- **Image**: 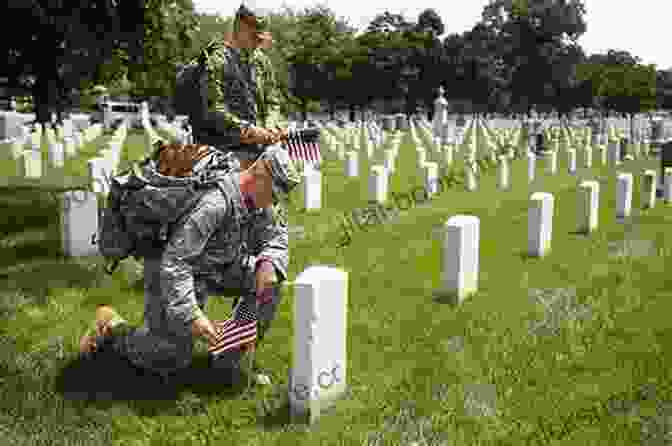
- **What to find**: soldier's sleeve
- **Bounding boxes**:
[160,191,230,329]
[250,206,289,282]
[195,44,254,146]
[259,52,284,129]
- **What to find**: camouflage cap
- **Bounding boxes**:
[257,144,301,202]
[235,2,268,31]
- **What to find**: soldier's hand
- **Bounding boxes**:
[256,261,278,292]
[240,127,276,146]
[269,127,288,144]
[256,31,273,49]
[273,127,289,141]
[192,317,218,345]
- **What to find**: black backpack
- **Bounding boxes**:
[96,145,240,274]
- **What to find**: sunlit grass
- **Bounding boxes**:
[0,127,670,445]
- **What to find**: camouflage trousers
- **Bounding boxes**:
[93,256,283,378]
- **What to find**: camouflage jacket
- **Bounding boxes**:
[159,170,289,327]
[193,38,284,150]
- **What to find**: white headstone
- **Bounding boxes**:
[365,136,373,159]
[416,147,426,168]
[528,192,554,258]
[424,162,439,196]
[303,168,321,211]
[465,165,477,191]
[62,119,74,139]
[63,136,77,158]
[547,151,557,175]
[8,134,25,160]
[31,135,41,152]
[47,141,64,168]
[289,266,348,424]
[527,153,536,183]
[583,145,592,168]
[103,104,113,130]
[442,145,453,170]
[20,150,42,178]
[616,173,633,218]
[345,151,358,178]
[369,165,388,203]
[383,149,395,174]
[607,140,620,166]
[567,149,576,175]
[100,148,120,173]
[72,131,81,150]
[498,156,510,190]
[61,191,99,257]
[140,101,150,123]
[578,180,599,233]
[336,144,345,161]
[642,170,657,209]
[88,157,112,194]
[664,168,672,204]
[441,215,479,302]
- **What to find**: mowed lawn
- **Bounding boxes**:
[0,128,671,445]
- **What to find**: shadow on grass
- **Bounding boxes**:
[516,250,547,262]
[256,400,293,429]
[431,290,460,307]
[0,237,63,270]
[0,257,103,298]
[567,229,592,237]
[54,352,249,412]
[0,205,58,240]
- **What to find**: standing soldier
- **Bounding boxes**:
[192,2,287,162]
[193,3,295,371]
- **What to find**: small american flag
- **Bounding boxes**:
[282,129,322,168]
[208,300,257,356]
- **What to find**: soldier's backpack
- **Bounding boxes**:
[96,142,240,274]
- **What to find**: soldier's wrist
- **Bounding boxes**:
[255,257,274,272]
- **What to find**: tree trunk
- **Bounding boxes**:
[32,70,61,125]
[348,104,356,122]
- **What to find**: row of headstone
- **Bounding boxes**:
[59,123,129,256]
[299,114,661,220]
[443,167,668,301]
[12,120,119,180]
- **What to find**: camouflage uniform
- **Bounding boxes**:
[91,147,298,378]
[190,25,291,342]
[192,39,283,161]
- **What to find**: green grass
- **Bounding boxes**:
[0,127,671,445]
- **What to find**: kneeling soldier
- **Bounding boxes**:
[79,144,300,385]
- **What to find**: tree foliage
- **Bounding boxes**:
[1,0,663,124]
[1,0,198,121]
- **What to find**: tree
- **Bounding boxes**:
[656,69,672,111]
[283,5,352,120]
[442,23,506,116]
[416,9,444,37]
[1,0,199,123]
[412,10,446,119]
[365,11,414,34]
[481,0,588,114]
[579,57,656,138]
[123,0,200,101]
